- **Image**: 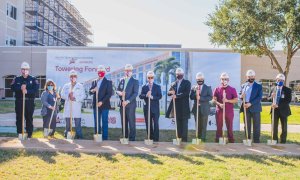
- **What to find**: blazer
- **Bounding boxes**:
[190,83,213,116]
[269,86,292,117]
[139,82,162,114]
[116,76,139,108]
[89,77,113,110]
[240,81,263,113]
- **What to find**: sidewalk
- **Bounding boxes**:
[0,137,299,155]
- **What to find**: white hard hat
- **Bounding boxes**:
[220,72,229,79]
[276,73,285,81]
[97,65,105,72]
[21,62,30,69]
[69,70,78,77]
[147,71,155,77]
[246,69,256,76]
[124,64,133,70]
[196,72,204,79]
[175,68,184,74]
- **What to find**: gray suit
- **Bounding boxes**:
[117,77,139,141]
[190,84,212,141]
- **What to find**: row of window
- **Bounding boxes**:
[5,37,16,46]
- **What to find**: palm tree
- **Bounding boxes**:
[154,57,180,113]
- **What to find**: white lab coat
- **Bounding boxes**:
[61,82,86,118]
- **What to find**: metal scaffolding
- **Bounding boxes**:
[24,0,93,46]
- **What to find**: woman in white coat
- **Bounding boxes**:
[61,70,86,139]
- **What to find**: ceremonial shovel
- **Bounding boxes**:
[144,92,153,145]
[219,91,228,145]
[192,86,201,145]
[120,92,129,144]
[267,91,277,145]
[44,87,60,138]
[18,91,28,140]
[242,95,252,146]
[93,89,102,142]
[67,87,75,140]
[172,96,181,145]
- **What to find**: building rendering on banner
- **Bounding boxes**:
[0,0,93,46]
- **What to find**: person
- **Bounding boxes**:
[190,72,212,142]
[240,70,263,143]
[116,64,139,141]
[269,73,292,144]
[89,65,113,140]
[139,71,162,142]
[166,68,191,142]
[61,70,85,139]
[11,62,39,138]
[41,79,60,138]
[212,72,238,143]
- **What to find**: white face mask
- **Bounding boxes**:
[70,77,77,83]
[221,80,228,87]
[148,79,154,84]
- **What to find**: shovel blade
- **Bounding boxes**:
[120,138,129,144]
[243,139,252,146]
[267,139,277,145]
[93,134,103,142]
[18,133,28,140]
[144,139,153,145]
[172,138,181,145]
[192,138,201,145]
[219,137,228,145]
[67,132,75,140]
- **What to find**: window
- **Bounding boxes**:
[7,4,17,20]
[4,75,16,98]
[145,64,151,70]
[36,76,46,98]
[138,72,143,86]
[5,37,16,46]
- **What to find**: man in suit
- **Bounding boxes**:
[139,71,162,142]
[269,73,292,144]
[240,70,263,143]
[116,64,139,141]
[166,68,191,142]
[89,65,113,140]
[190,72,212,142]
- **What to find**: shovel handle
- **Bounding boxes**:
[122,91,126,138]
[148,95,151,140]
[22,92,25,136]
[173,97,178,139]
[96,89,99,135]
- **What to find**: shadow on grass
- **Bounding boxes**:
[123,154,163,165]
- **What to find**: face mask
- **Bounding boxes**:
[70,77,77,83]
[221,80,228,87]
[21,69,29,76]
[48,86,54,91]
[248,78,255,83]
[176,74,183,80]
[148,79,154,84]
[98,71,105,78]
[277,81,284,86]
[126,71,132,77]
[197,80,204,85]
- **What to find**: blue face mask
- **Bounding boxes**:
[277,81,284,87]
[48,86,54,91]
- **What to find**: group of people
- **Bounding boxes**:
[11,61,292,144]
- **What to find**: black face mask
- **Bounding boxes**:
[197,80,204,85]
[176,74,183,80]
[248,78,255,83]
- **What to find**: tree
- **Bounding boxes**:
[206,0,300,84]
[154,57,180,113]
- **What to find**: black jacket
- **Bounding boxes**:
[269,86,292,117]
[139,83,162,114]
[89,77,113,110]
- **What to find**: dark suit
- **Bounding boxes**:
[139,83,162,141]
[89,77,113,139]
[240,81,263,143]
[166,79,191,142]
[117,77,139,141]
[190,84,212,141]
[269,86,292,143]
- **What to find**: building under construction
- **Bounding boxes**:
[24,0,93,46]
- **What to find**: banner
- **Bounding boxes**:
[46,49,241,131]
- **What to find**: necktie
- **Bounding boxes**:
[276,87,281,105]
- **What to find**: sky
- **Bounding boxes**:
[69,0,220,48]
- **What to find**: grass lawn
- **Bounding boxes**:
[1,127,300,145]
[240,105,300,125]
[0,150,300,179]
[0,100,42,114]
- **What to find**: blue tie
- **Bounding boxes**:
[276,88,281,105]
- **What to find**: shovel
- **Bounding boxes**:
[94,89,102,142]
[144,92,153,145]
[44,87,60,138]
[172,96,181,145]
[19,91,28,140]
[268,91,277,145]
[67,87,75,140]
[219,91,228,145]
[120,91,129,144]
[192,86,201,145]
[242,96,252,146]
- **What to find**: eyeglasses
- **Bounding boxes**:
[221,78,229,81]
[148,77,154,79]
[70,75,77,78]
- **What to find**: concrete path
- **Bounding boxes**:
[0,137,299,156]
